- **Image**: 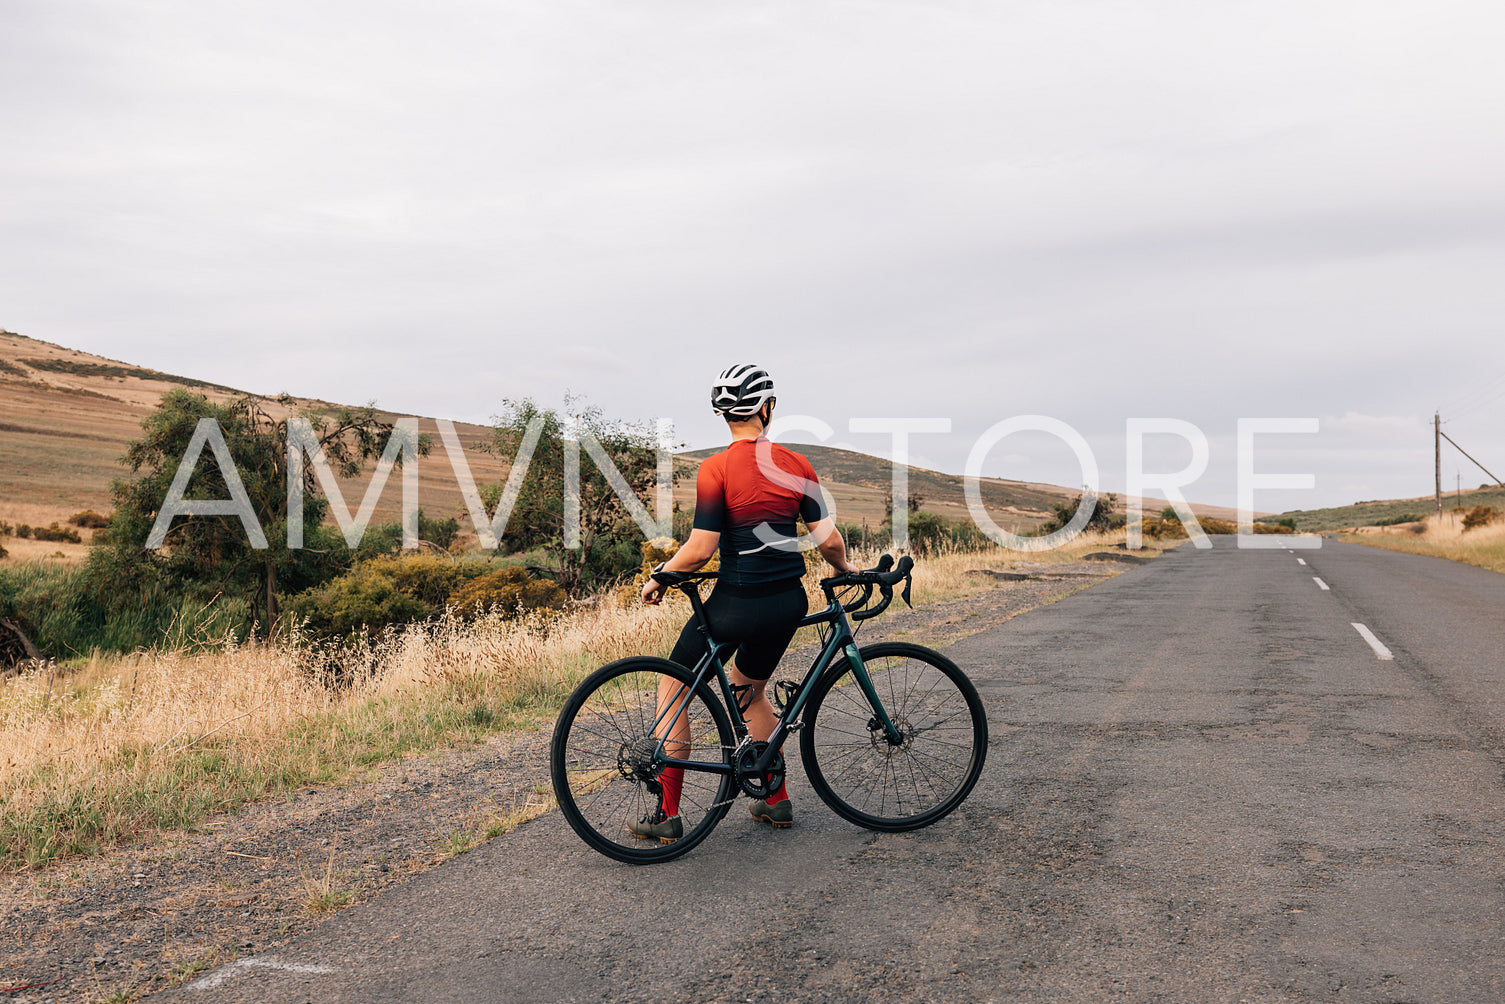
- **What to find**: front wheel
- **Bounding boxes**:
[800,642,987,832]
[551,657,736,863]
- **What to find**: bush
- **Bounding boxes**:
[0,561,250,660]
[0,540,7,560]
[0,520,11,537]
[1463,505,1501,532]
[284,566,432,640]
[1138,518,1188,540]
[1038,493,1119,535]
[451,567,566,618]
[28,522,82,544]
[67,510,112,529]
[284,554,549,638]
[356,510,465,557]
[1372,513,1423,527]
[420,512,461,550]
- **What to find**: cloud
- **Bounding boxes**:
[4,1,1505,511]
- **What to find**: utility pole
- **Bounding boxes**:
[1435,412,1443,516]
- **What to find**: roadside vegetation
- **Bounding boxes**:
[1264,486,1505,532]
[0,533,1145,870]
[1342,506,1505,574]
[0,387,1169,870]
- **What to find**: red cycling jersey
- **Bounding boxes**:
[691,438,827,592]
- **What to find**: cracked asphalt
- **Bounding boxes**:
[161,537,1505,1003]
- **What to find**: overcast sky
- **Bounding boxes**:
[4,1,1505,514]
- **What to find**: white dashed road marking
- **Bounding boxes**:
[1351,623,1394,661]
[187,958,338,990]
[1297,558,1307,566]
[1313,577,1329,591]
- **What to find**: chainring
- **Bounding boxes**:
[733,740,785,799]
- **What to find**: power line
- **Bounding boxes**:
[1440,426,1504,489]
[1444,374,1505,420]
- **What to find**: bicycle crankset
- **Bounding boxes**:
[733,739,785,799]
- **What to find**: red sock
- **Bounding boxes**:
[768,754,788,804]
[659,768,684,817]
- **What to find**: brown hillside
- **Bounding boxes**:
[0,330,506,555]
[680,442,1060,532]
[6,328,1245,554]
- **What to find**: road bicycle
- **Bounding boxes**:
[549,555,988,863]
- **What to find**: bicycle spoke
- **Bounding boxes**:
[801,644,986,832]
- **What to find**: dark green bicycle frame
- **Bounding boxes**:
[646,584,902,782]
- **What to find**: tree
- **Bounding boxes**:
[1040,491,1120,535]
[91,388,424,635]
[480,398,673,596]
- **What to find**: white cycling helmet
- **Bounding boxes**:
[711,363,776,418]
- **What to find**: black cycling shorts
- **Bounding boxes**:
[668,580,808,682]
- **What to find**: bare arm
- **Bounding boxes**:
[640,529,720,605]
[808,517,859,575]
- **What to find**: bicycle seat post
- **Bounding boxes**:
[678,580,714,640]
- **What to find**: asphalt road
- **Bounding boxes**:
[167,538,1505,1003]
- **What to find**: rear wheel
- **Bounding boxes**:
[800,642,987,832]
[551,658,736,863]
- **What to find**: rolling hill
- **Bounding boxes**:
[3,327,1265,559]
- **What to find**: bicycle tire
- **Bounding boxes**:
[800,642,987,832]
[550,657,736,863]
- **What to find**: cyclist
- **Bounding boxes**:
[636,363,859,842]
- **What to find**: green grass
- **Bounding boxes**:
[0,560,250,663]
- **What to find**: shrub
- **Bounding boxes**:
[14,525,31,539]
[1038,493,1119,535]
[29,523,82,544]
[1138,518,1188,540]
[0,520,12,537]
[285,567,432,640]
[1372,513,1423,527]
[356,510,466,557]
[1463,505,1501,532]
[67,510,112,529]
[0,561,249,659]
[373,553,491,606]
[451,567,566,618]
[904,510,952,556]
[0,540,7,560]
[420,512,461,550]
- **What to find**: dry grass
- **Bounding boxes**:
[0,535,91,564]
[0,531,1142,869]
[0,501,95,565]
[1343,511,1505,574]
[0,595,693,869]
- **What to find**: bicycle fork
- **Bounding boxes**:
[841,643,904,746]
